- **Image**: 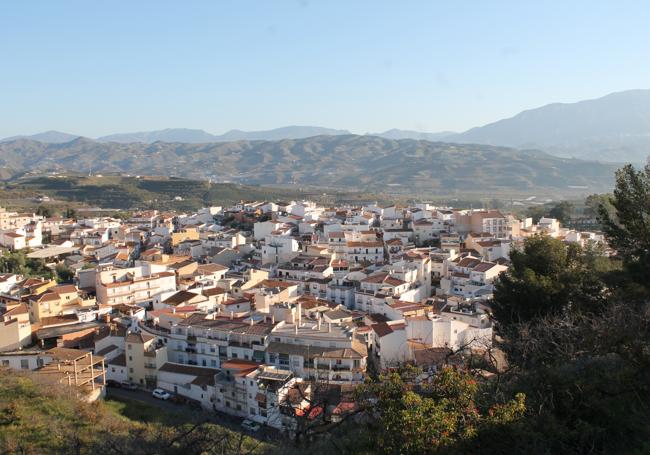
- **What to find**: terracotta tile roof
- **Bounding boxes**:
[472,262,497,273]
[125,332,155,343]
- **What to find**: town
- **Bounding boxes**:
[0,200,605,437]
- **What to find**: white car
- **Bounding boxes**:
[152,388,171,400]
[241,419,261,432]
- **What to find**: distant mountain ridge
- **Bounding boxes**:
[4,89,650,162]
[0,126,353,144]
[96,126,352,143]
[0,135,617,194]
[373,129,456,141]
[446,89,650,162]
[0,130,81,143]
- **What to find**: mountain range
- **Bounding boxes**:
[0,126,353,144]
[447,89,650,162]
[5,90,650,162]
[0,135,617,195]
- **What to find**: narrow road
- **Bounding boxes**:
[105,387,277,441]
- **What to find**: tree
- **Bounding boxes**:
[584,193,611,218]
[492,236,607,331]
[64,207,77,219]
[357,366,525,455]
[36,205,52,217]
[598,162,650,291]
[548,201,573,225]
[0,250,53,279]
[525,206,546,224]
[55,263,75,282]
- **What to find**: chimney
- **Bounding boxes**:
[317,315,322,330]
[297,302,302,327]
[250,317,254,326]
[328,322,332,333]
[271,314,275,324]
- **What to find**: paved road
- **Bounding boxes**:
[105,387,276,441]
[106,387,186,414]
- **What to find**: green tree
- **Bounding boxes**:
[525,206,546,223]
[358,367,525,455]
[584,193,611,217]
[55,263,75,282]
[548,201,573,225]
[0,250,53,279]
[35,205,52,217]
[492,236,607,331]
[63,207,77,219]
[598,162,650,291]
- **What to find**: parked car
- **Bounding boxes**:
[241,419,261,432]
[152,388,171,400]
[121,381,138,390]
[106,379,121,388]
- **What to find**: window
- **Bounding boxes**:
[127,344,132,350]
[128,356,132,361]
[129,368,134,373]
[20,359,29,369]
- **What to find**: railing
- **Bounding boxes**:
[138,321,170,336]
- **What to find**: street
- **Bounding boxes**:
[105,387,276,441]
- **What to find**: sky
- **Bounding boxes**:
[2,0,650,138]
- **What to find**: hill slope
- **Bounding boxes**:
[0,135,617,195]
[3,175,317,210]
[449,90,650,162]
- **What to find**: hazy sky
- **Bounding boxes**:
[2,0,650,138]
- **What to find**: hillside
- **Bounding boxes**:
[1,175,321,210]
[448,90,650,162]
[0,135,618,196]
[0,369,268,454]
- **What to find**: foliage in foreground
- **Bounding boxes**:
[356,367,525,454]
[0,370,267,455]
